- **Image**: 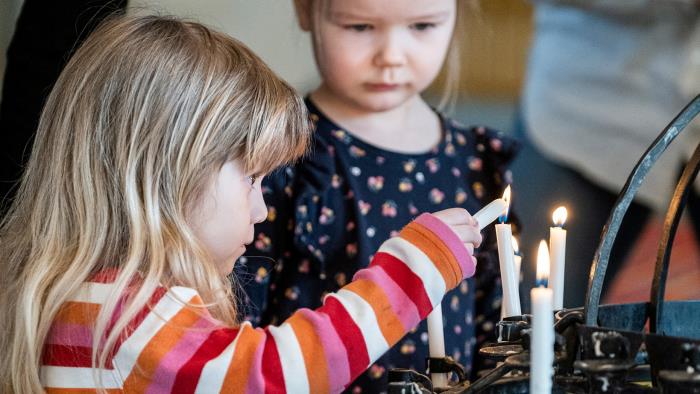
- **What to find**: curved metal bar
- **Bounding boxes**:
[650,141,700,334]
[584,95,700,326]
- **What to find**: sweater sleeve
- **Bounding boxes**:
[41,214,473,393]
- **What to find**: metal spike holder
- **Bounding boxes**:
[387,95,700,394]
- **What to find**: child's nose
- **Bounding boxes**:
[251,188,268,224]
[374,30,406,69]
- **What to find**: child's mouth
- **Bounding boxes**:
[365,83,401,92]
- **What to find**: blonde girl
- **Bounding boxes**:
[244,0,518,389]
[0,14,481,393]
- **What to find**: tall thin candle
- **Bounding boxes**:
[549,207,567,310]
[495,186,521,317]
[427,197,507,387]
[530,240,554,394]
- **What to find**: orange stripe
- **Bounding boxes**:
[54,302,100,326]
[344,279,406,345]
[122,296,201,391]
[221,325,264,392]
[400,224,460,288]
[287,313,330,393]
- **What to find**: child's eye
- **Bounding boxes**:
[345,24,373,32]
[247,175,258,186]
[410,22,436,31]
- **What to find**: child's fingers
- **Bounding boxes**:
[432,208,476,227]
[447,224,483,248]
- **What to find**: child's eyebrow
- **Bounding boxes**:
[329,10,451,23]
[407,11,451,22]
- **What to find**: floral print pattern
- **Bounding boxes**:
[239,99,519,393]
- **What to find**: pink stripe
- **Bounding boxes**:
[352,266,420,331]
[298,309,351,392]
[146,317,218,393]
[414,213,475,278]
[245,327,267,394]
[45,323,93,347]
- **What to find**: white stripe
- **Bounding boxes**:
[330,289,390,364]
[40,366,121,389]
[68,282,115,304]
[268,322,310,394]
[378,237,446,307]
[112,286,198,380]
[194,322,246,394]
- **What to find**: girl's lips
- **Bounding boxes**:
[365,83,401,92]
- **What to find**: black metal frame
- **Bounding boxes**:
[388,95,700,393]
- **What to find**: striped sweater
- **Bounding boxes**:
[41,213,474,393]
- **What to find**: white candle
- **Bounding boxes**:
[495,186,521,317]
[548,207,567,310]
[512,237,522,284]
[427,197,507,387]
[502,237,523,320]
[531,240,554,393]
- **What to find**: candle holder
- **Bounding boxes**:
[387,95,700,393]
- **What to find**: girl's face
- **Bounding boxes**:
[305,0,456,113]
[188,160,267,275]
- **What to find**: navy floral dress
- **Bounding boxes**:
[238,99,519,393]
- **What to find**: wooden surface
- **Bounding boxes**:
[428,0,533,100]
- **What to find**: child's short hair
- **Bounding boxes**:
[0,14,310,391]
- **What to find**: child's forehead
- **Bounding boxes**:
[326,0,454,21]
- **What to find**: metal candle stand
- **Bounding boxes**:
[387,95,700,393]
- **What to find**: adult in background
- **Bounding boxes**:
[513,0,700,309]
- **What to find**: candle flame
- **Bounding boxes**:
[511,237,520,255]
[536,240,550,286]
[499,186,511,223]
[552,206,567,227]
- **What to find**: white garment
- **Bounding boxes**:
[523,1,700,211]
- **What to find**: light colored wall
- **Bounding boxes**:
[0,0,320,96]
[0,1,526,127]
[129,0,320,92]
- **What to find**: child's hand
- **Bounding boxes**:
[432,208,482,263]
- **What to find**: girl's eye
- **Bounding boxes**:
[345,24,372,32]
[247,175,258,186]
[411,22,436,31]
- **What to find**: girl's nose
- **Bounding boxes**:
[374,30,406,69]
[250,188,268,224]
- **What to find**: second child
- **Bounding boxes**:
[243,0,519,390]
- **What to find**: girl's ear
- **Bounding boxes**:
[293,0,313,32]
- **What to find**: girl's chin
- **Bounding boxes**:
[219,246,246,275]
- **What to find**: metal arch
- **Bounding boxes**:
[584,95,700,327]
[649,138,700,333]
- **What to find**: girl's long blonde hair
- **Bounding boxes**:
[0,14,310,392]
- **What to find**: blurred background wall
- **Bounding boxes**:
[1,0,531,126]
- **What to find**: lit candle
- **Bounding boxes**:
[495,186,521,317]
[530,240,554,394]
[549,207,567,310]
[427,197,507,387]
